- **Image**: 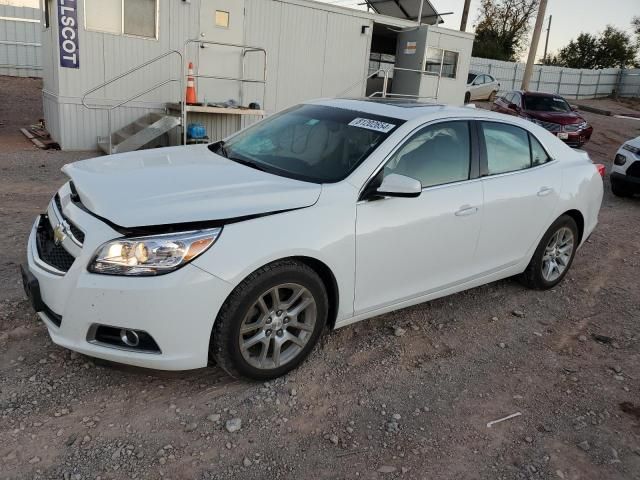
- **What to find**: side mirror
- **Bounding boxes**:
[570,104,578,111]
[376,174,422,198]
[508,103,519,111]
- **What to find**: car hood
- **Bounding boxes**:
[62,145,322,229]
[525,110,585,125]
[624,136,640,149]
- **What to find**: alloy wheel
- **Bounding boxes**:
[541,227,574,282]
[238,283,317,370]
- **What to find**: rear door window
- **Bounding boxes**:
[481,122,552,175]
[481,122,531,175]
[530,134,551,166]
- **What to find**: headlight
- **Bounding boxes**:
[88,228,222,276]
[622,144,640,155]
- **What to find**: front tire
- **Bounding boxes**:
[210,260,328,380]
[520,215,578,290]
[464,91,471,104]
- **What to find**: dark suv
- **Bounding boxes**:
[492,91,593,147]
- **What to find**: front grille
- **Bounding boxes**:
[36,215,75,272]
[535,119,561,132]
[626,161,640,179]
[54,195,85,243]
[564,122,588,133]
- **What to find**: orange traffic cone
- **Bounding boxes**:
[186,62,197,105]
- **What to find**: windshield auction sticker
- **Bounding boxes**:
[348,118,396,133]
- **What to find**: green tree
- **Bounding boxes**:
[553,33,599,69]
[471,0,540,61]
[550,26,637,69]
[595,26,637,68]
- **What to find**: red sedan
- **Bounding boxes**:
[492,91,593,147]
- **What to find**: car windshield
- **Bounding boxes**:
[211,104,403,183]
[523,95,571,112]
[467,73,477,84]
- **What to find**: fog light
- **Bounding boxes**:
[120,329,140,347]
[614,154,627,166]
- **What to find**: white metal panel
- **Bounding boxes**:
[0,3,42,77]
[321,13,372,98]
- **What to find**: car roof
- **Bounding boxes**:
[305,98,516,123]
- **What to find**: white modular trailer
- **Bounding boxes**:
[39,0,474,151]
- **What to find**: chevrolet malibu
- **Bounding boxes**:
[22,99,604,380]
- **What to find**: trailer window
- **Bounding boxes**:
[215,10,230,28]
[85,0,158,39]
[424,47,458,79]
[124,0,157,38]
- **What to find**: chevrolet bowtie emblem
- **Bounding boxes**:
[53,223,68,246]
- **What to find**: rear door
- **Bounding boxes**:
[475,121,561,273]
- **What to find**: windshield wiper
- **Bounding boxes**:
[228,156,268,172]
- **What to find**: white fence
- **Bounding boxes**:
[470,57,640,99]
[0,3,42,77]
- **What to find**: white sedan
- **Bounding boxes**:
[22,99,604,379]
[466,71,501,103]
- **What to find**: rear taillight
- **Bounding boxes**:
[595,163,605,177]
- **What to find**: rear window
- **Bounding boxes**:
[215,104,404,183]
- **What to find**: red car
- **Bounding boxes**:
[492,91,593,147]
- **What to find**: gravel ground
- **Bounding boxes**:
[1,76,639,480]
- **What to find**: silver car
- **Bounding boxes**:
[466,72,500,103]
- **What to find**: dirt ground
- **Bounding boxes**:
[1,75,639,480]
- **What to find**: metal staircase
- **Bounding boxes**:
[81,40,267,155]
[97,112,180,154]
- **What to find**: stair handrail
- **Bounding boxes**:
[182,39,267,145]
[81,49,183,154]
[337,68,386,98]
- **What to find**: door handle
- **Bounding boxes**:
[455,205,478,216]
[537,186,554,197]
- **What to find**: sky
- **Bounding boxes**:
[319,0,639,60]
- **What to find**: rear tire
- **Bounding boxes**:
[464,92,471,104]
[520,215,579,290]
[210,260,328,380]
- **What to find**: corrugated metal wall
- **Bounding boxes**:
[243,0,372,114]
[470,57,622,100]
[0,3,42,77]
[618,69,640,98]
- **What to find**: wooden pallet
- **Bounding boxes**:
[20,124,60,150]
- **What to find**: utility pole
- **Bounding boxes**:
[521,0,548,91]
[460,0,472,31]
[543,15,552,62]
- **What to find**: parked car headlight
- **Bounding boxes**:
[88,228,222,276]
[622,143,640,155]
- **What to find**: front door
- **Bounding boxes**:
[198,0,245,103]
[355,120,483,314]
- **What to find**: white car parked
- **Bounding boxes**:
[23,99,604,379]
[466,71,501,103]
[611,136,640,197]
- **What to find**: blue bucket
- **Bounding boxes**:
[187,123,207,139]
